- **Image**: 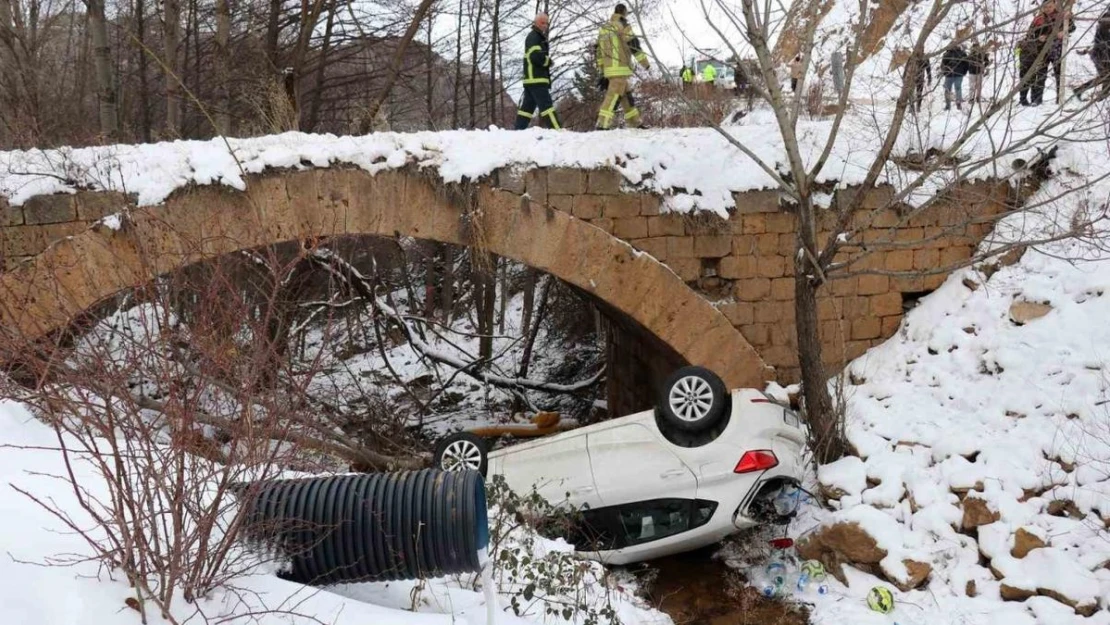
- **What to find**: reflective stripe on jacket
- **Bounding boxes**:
[596,14,647,79]
[523,27,551,85]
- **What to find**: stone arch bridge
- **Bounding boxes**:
[0,163,1005,412]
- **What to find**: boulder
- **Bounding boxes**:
[961,497,999,530]
[1010,527,1046,558]
[1009,301,1052,325]
[899,559,933,591]
[1039,589,1099,617]
[796,521,931,590]
[1000,583,1036,602]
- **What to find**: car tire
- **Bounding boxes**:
[433,432,489,477]
[657,366,730,434]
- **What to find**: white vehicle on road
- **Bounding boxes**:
[433,366,807,565]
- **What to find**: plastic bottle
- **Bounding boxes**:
[765,560,787,587]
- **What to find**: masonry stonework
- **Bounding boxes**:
[0,167,1006,385]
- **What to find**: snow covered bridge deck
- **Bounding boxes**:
[0,128,1007,382]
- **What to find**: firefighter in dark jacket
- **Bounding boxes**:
[514,13,562,130]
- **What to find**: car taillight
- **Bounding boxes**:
[734,450,778,473]
[769,537,794,549]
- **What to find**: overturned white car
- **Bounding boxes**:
[433,366,807,564]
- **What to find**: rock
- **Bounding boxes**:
[897,559,932,591]
[1011,527,1046,558]
[961,497,1000,530]
[1047,499,1084,519]
[965,580,977,597]
[1039,589,1099,616]
[797,521,930,590]
[1009,300,1052,324]
[1000,583,1036,602]
[797,521,886,585]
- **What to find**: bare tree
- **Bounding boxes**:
[163,0,182,136]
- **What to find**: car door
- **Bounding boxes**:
[493,432,603,510]
[586,422,698,506]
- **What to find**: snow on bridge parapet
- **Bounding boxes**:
[0,121,1006,218]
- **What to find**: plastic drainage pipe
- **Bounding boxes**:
[239,469,489,585]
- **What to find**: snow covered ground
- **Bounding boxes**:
[0,397,665,625]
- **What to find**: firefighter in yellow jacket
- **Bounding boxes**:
[595,3,650,129]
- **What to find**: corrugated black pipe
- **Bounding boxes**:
[239,469,489,585]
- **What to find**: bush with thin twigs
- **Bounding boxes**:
[0,247,412,624]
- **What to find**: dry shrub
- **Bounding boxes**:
[0,243,421,623]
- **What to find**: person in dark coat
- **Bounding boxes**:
[1019,1,1074,106]
[1075,7,1110,100]
[906,51,932,112]
[940,42,970,110]
[514,14,562,129]
[967,42,990,103]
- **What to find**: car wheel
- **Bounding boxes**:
[657,366,729,433]
[433,432,488,476]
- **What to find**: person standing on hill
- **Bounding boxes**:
[906,51,932,112]
[831,49,846,99]
[940,42,969,110]
[681,65,694,92]
[1019,0,1074,106]
[514,13,562,129]
[595,3,650,130]
[789,54,804,93]
[1075,7,1110,100]
[967,42,990,103]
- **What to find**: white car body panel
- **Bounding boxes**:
[487,388,806,565]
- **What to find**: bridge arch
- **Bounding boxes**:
[0,168,769,389]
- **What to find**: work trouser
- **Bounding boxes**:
[514,84,561,130]
[597,77,642,129]
[1019,49,1049,104]
[968,73,983,102]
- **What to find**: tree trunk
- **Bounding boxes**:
[357,0,435,133]
[214,0,231,134]
[163,0,182,136]
[423,243,437,318]
[520,268,535,338]
[135,0,152,142]
[85,0,119,139]
[439,245,455,322]
[518,276,549,379]
[304,0,337,132]
[793,222,844,464]
[265,0,281,70]
[467,0,483,128]
[425,10,434,127]
[488,0,499,126]
[452,5,462,128]
[497,256,507,333]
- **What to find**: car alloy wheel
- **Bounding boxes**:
[441,439,484,472]
[669,375,715,422]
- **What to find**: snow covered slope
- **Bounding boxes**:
[787,206,1110,622]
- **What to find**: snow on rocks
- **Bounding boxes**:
[796,506,933,591]
[792,191,1110,621]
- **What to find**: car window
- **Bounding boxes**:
[616,499,692,546]
[566,508,619,552]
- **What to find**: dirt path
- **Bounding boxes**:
[642,548,810,625]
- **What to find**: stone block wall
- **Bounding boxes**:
[495,167,1007,382]
[0,192,131,270]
